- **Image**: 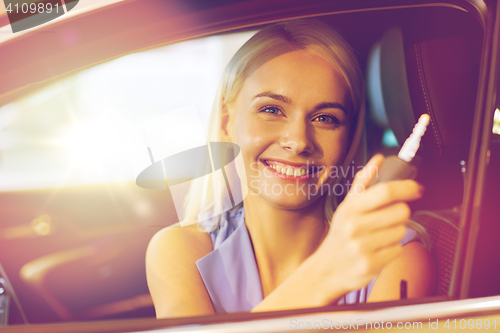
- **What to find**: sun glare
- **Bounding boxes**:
[64,122,127,169]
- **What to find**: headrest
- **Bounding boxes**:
[373,12,481,160]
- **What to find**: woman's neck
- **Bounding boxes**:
[242,192,330,297]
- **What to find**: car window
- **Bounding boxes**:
[0,31,255,191]
[0,30,260,325]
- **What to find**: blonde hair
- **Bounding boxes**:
[182,19,366,230]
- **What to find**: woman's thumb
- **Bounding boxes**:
[349,154,385,194]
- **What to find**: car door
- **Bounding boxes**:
[457,0,500,301]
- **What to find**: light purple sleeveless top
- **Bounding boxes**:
[196,204,418,313]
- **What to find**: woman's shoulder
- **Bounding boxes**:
[146,224,214,318]
[148,201,245,260]
[147,223,213,260]
[146,223,215,317]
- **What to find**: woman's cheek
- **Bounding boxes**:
[235,113,275,147]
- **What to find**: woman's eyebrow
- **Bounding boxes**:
[314,102,347,114]
[253,92,292,104]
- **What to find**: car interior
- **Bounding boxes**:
[0,0,489,327]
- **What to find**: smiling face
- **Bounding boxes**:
[223,50,352,210]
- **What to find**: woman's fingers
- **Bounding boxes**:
[345,179,423,214]
[366,180,423,211]
[344,154,424,214]
[357,202,412,233]
[339,219,406,263]
[358,223,407,252]
[331,202,410,241]
[340,239,403,289]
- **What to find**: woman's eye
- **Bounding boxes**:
[260,106,282,115]
[314,114,340,124]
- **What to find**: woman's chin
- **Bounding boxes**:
[259,193,325,211]
[244,179,331,210]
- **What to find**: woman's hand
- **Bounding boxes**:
[312,154,424,301]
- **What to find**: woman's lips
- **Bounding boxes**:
[261,160,321,182]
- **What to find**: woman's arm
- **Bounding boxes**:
[250,249,346,312]
[146,225,215,318]
[368,241,436,302]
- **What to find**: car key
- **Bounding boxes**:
[370,114,430,186]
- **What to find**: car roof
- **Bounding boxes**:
[0,0,486,109]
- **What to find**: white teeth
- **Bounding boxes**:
[267,161,311,176]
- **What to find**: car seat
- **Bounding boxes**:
[367,9,482,296]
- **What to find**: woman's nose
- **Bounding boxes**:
[278,118,314,155]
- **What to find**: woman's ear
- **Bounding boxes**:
[220,102,232,142]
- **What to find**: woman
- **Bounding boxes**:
[146,19,436,318]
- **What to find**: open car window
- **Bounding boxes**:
[0,31,255,191]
